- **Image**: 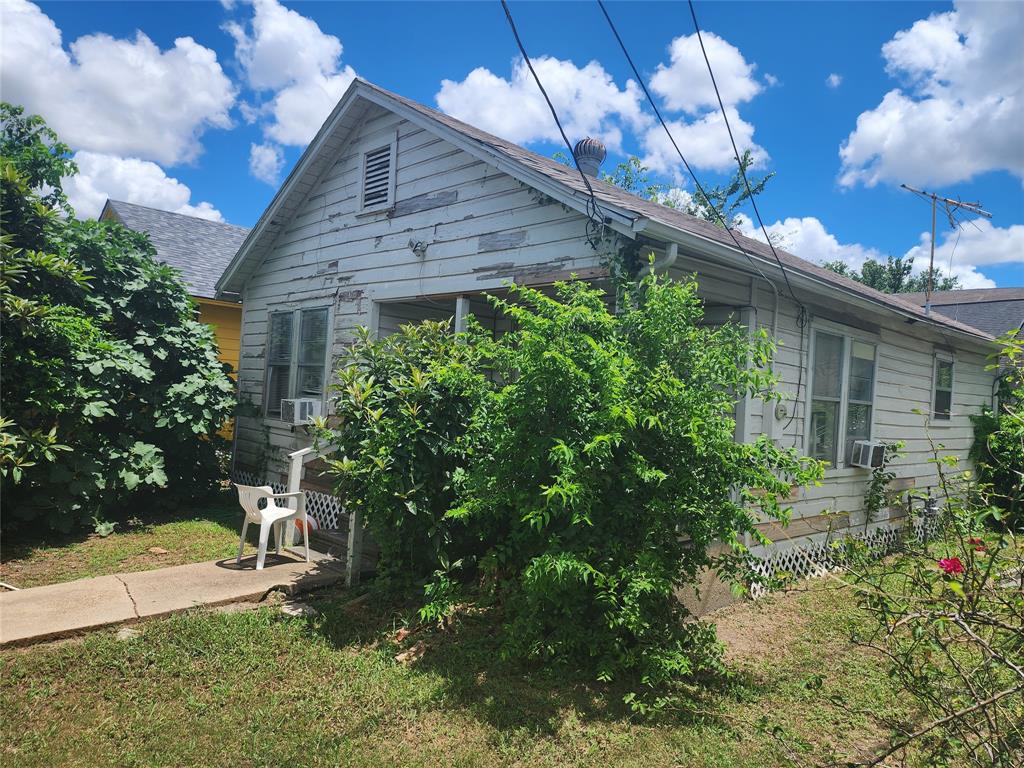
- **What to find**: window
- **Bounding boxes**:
[360,143,395,210]
[933,357,954,421]
[265,307,329,417]
[807,329,877,468]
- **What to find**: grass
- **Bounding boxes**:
[0,490,250,589]
[0,580,920,768]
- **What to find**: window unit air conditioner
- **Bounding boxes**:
[280,398,322,426]
[850,440,886,469]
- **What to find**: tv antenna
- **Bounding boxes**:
[900,184,992,314]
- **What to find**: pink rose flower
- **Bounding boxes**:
[938,557,965,575]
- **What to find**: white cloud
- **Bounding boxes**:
[640,107,767,177]
[63,152,223,222]
[826,73,842,89]
[738,215,1021,289]
[0,0,234,166]
[225,0,356,148]
[650,32,764,114]
[839,1,1024,187]
[436,57,648,152]
[249,142,284,185]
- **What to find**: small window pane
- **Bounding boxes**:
[266,365,290,416]
[934,388,952,420]
[810,400,839,465]
[845,403,872,463]
[812,333,844,399]
[297,365,324,398]
[936,360,953,390]
[848,342,875,403]
[268,313,293,365]
[299,309,328,365]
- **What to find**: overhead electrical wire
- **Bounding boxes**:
[500,0,606,249]
[595,0,777,290]
[686,0,802,308]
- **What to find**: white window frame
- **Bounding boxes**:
[358,139,397,213]
[805,322,879,470]
[931,352,955,424]
[264,305,332,419]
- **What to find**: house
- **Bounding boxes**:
[896,288,1024,337]
[215,79,999,587]
[101,200,248,379]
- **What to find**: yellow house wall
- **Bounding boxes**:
[197,298,241,439]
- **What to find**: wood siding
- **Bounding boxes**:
[234,103,998,540]
[235,106,602,478]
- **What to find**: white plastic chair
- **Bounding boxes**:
[233,484,310,570]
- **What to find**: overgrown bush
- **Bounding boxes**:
[1,104,235,532]
[970,330,1023,529]
[321,273,822,709]
[844,439,1023,766]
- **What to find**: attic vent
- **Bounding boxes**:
[361,144,395,210]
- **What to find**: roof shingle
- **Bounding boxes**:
[104,200,248,300]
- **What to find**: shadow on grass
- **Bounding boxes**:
[299,583,764,738]
[0,487,240,562]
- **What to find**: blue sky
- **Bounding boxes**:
[5,0,1022,287]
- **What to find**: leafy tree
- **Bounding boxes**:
[1,103,235,532]
[822,255,960,294]
[321,272,822,710]
[557,149,775,230]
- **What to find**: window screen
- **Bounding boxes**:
[810,332,844,465]
[844,341,876,462]
[933,359,953,420]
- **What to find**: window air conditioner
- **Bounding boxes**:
[280,398,322,425]
[850,440,885,469]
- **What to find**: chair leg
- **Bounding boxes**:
[256,523,271,571]
[302,518,310,563]
[237,520,249,564]
[275,521,283,555]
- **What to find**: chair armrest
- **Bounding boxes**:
[267,491,304,500]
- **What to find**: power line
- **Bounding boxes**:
[499,0,606,249]
[686,0,801,307]
[595,0,776,289]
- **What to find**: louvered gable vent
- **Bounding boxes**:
[361,145,393,209]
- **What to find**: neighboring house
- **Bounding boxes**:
[215,79,999,587]
[101,200,248,377]
[896,288,1024,338]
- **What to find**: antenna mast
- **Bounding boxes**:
[900,184,992,314]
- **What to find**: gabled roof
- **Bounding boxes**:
[897,288,1024,337]
[216,78,995,345]
[103,200,248,300]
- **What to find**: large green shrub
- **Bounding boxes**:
[1,104,236,532]
[321,273,821,707]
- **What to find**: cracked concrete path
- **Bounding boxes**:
[0,551,344,647]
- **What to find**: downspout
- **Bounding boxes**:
[642,241,678,274]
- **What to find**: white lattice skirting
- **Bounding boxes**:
[748,511,942,599]
[230,469,345,531]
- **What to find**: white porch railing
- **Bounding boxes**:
[284,443,365,587]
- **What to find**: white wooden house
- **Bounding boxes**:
[216,79,999,589]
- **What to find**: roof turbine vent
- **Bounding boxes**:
[573,136,606,177]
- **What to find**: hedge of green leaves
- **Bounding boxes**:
[1,104,236,533]
[319,274,822,710]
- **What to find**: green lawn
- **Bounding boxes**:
[0,490,250,589]
[0,582,921,768]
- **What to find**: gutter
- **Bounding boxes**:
[634,218,997,350]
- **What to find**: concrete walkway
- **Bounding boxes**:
[0,551,344,647]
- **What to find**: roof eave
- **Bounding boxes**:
[636,219,998,349]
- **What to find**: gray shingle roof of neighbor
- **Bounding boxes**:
[218,78,996,344]
[102,200,249,300]
[896,288,1024,337]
